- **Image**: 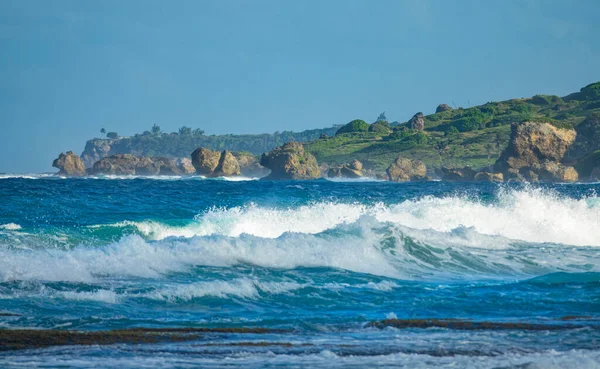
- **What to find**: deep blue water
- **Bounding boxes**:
[0,176,599,368]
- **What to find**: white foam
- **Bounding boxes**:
[0,223,22,231]
[146,278,303,301]
[98,187,600,247]
[59,290,119,304]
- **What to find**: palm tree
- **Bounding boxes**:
[100,128,106,136]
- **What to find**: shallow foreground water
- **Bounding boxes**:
[0,176,599,368]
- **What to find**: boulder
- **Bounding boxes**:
[260,142,320,180]
[175,158,196,174]
[235,153,269,177]
[212,151,241,177]
[494,122,577,182]
[440,167,476,181]
[91,155,182,175]
[409,112,425,131]
[473,171,503,182]
[386,157,427,182]
[191,147,221,175]
[52,151,86,176]
[328,160,364,178]
[436,104,452,113]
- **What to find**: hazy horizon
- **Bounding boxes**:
[1,0,599,173]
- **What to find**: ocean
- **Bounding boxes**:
[0,175,599,368]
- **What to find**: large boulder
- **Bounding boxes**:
[436,104,452,113]
[91,155,181,175]
[213,151,241,177]
[440,166,476,181]
[473,171,503,182]
[494,122,577,182]
[260,142,320,180]
[191,147,222,175]
[235,153,269,177]
[52,151,86,176]
[328,160,364,178]
[409,112,425,131]
[386,157,427,182]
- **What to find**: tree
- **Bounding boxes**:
[178,126,192,136]
[335,120,370,135]
[151,124,161,136]
[376,112,387,122]
[106,132,119,139]
[100,128,106,136]
[193,128,205,137]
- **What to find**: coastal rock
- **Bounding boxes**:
[441,166,476,181]
[235,153,269,178]
[568,112,600,160]
[260,142,320,180]
[409,112,425,131]
[191,147,222,175]
[494,122,577,182]
[436,104,452,113]
[175,158,196,174]
[52,151,86,176]
[213,151,241,177]
[386,157,427,182]
[91,154,182,175]
[473,171,503,182]
[328,160,364,178]
[81,139,116,168]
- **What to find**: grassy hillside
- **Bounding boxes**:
[305,82,600,174]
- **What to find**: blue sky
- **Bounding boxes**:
[1,0,599,172]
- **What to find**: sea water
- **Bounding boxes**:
[0,176,599,368]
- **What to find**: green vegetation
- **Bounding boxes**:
[335,120,370,135]
[305,82,600,173]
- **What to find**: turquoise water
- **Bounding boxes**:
[0,176,599,368]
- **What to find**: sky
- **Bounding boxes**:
[0,0,599,173]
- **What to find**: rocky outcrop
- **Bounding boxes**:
[212,151,241,177]
[568,112,600,160]
[260,142,320,180]
[436,104,452,113]
[473,171,503,182]
[235,153,269,177]
[409,112,425,131]
[90,154,182,176]
[191,147,222,175]
[494,122,578,182]
[386,157,427,182]
[328,160,364,178]
[440,167,476,181]
[175,158,196,174]
[52,151,86,176]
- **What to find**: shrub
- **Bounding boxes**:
[335,119,370,135]
[369,121,392,134]
[106,132,119,139]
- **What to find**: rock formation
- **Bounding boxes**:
[328,160,363,178]
[409,112,425,131]
[386,157,427,182]
[191,147,222,175]
[436,104,452,113]
[494,122,578,182]
[52,151,86,176]
[260,142,320,180]
[175,158,196,174]
[473,171,503,182]
[212,151,241,177]
[440,167,476,181]
[90,154,182,176]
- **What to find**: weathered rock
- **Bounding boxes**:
[473,171,503,182]
[52,151,86,176]
[436,104,452,113]
[568,112,600,160]
[191,148,221,175]
[494,122,577,182]
[212,151,241,177]
[260,142,320,180]
[441,167,476,181]
[175,158,196,174]
[536,162,578,182]
[91,155,182,175]
[81,139,116,168]
[386,157,427,182]
[409,112,425,131]
[234,153,269,177]
[349,159,363,171]
[327,160,364,178]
